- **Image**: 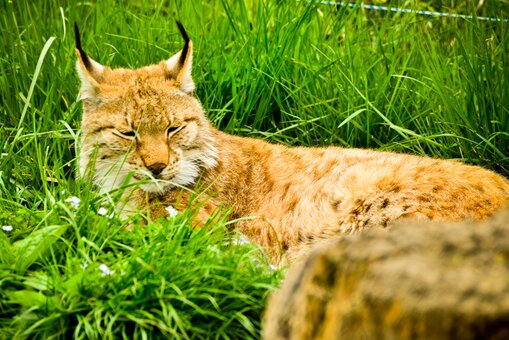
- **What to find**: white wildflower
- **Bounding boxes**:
[97,207,108,216]
[2,225,13,232]
[233,235,250,246]
[98,207,114,218]
[269,264,278,271]
[99,263,114,276]
[165,205,178,218]
[81,260,89,269]
[65,196,80,209]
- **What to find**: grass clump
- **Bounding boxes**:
[0,197,279,339]
[0,0,508,338]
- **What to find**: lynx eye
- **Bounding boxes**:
[113,129,137,139]
[166,126,182,136]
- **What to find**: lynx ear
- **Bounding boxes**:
[164,21,195,94]
[74,23,106,100]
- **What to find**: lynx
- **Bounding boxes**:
[75,23,509,264]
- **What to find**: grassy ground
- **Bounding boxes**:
[0,0,508,338]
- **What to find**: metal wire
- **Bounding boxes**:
[318,1,508,23]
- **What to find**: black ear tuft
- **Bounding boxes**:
[74,23,92,71]
[175,21,190,43]
[175,21,190,66]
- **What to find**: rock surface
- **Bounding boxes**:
[263,207,509,339]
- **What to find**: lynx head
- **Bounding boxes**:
[75,23,217,195]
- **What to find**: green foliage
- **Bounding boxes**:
[0,0,508,338]
[0,199,279,339]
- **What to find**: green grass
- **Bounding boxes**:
[0,0,508,338]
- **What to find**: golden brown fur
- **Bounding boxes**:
[75,24,509,264]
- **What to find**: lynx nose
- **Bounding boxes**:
[147,162,167,176]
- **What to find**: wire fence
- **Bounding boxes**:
[318,1,508,23]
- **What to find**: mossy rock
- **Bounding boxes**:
[264,207,509,339]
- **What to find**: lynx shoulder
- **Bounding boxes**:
[263,207,509,339]
[75,23,509,264]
